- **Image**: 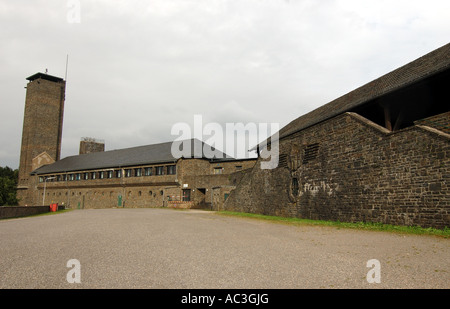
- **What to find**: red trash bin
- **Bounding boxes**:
[49,203,58,212]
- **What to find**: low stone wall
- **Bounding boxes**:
[0,205,62,220]
[167,201,194,209]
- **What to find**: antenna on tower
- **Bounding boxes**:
[65,54,69,81]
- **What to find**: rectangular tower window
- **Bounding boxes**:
[125,169,132,177]
[155,166,164,176]
[144,167,152,176]
[115,170,121,178]
[167,165,176,175]
[135,168,142,177]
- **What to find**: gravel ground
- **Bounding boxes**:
[0,208,448,289]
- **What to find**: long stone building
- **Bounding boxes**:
[224,43,450,229]
[17,73,256,209]
[16,43,449,229]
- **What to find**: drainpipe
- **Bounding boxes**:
[42,176,56,206]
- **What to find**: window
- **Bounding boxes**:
[125,169,132,178]
[62,174,67,181]
[135,168,142,177]
[279,154,288,168]
[76,173,81,181]
[115,170,122,178]
[69,174,75,181]
[144,167,152,176]
[182,189,191,202]
[303,143,320,164]
[155,166,164,176]
[107,171,113,179]
[167,165,176,175]
[99,171,105,179]
[91,172,96,180]
[235,166,242,171]
[39,177,44,183]
[84,172,89,180]
[292,178,299,197]
[214,167,223,174]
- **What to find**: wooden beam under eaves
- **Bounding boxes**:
[383,104,392,131]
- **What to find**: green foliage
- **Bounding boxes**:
[218,211,450,238]
[0,166,19,206]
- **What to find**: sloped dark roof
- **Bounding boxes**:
[32,139,231,175]
[252,42,450,150]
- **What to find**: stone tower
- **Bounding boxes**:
[17,73,66,205]
[79,137,105,155]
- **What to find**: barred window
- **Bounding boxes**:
[303,143,320,164]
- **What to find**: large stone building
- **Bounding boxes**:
[224,43,450,229]
[16,43,449,229]
[17,73,256,209]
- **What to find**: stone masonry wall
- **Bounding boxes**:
[414,111,450,134]
[224,112,449,229]
[18,76,65,206]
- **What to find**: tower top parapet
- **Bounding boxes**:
[26,72,64,83]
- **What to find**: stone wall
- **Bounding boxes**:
[415,111,450,134]
[224,112,449,229]
[0,206,51,220]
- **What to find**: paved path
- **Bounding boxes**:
[0,208,448,289]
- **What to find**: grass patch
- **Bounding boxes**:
[217,211,450,238]
[31,209,73,217]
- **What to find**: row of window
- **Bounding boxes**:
[39,165,177,183]
[43,190,163,197]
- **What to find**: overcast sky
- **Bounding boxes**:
[1,0,449,169]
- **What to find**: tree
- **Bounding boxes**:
[0,166,19,206]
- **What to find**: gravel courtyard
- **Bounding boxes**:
[0,208,448,289]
